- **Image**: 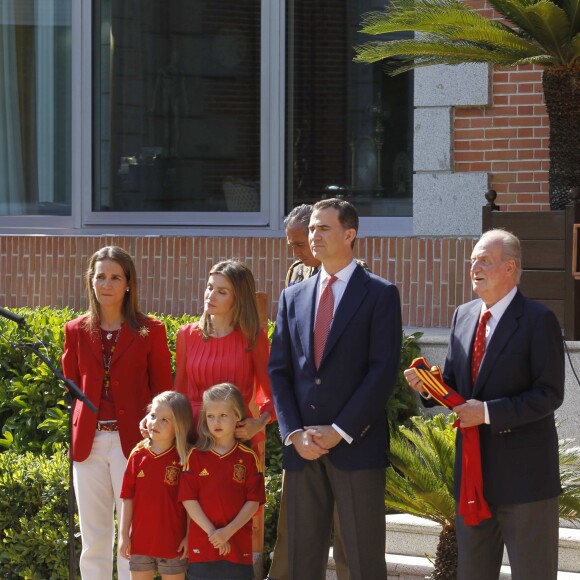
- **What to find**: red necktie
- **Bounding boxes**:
[313,275,338,369]
[471,310,491,384]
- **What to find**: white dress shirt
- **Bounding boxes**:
[481,285,518,423]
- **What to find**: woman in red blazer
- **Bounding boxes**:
[62,246,172,580]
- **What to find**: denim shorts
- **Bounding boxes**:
[129,553,188,574]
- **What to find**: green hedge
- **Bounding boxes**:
[0,447,79,579]
[0,307,420,576]
[0,308,199,453]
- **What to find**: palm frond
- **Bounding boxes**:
[560,0,580,37]
[386,414,457,525]
[571,31,580,58]
[357,0,580,71]
[386,415,580,530]
[386,467,452,525]
[354,38,540,72]
[526,1,574,58]
[558,439,580,522]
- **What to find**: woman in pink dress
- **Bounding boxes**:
[174,259,275,556]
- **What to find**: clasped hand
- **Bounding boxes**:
[291,425,341,460]
[208,527,231,556]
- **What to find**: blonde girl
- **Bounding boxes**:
[119,391,194,580]
[179,383,266,580]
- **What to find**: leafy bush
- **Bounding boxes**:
[264,423,283,563]
[0,308,420,451]
[390,331,422,427]
[0,447,81,579]
[0,307,77,453]
[386,413,580,579]
[0,308,199,454]
[0,307,421,573]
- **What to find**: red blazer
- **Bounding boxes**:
[62,315,172,461]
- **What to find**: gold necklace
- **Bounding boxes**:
[100,328,121,397]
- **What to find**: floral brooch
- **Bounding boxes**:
[139,326,149,338]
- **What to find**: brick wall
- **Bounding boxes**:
[0,235,476,328]
[455,1,550,210]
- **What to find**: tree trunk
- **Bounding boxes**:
[429,522,457,579]
[543,66,580,210]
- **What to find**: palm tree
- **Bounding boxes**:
[386,414,458,579]
[354,0,580,210]
[387,414,580,579]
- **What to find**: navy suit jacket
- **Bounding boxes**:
[444,290,564,505]
[268,264,402,471]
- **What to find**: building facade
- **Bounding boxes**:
[0,0,550,325]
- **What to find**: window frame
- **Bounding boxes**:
[0,0,412,236]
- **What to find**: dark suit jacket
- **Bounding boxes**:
[62,315,173,461]
[444,290,564,505]
[269,264,402,471]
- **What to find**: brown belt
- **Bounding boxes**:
[97,421,118,432]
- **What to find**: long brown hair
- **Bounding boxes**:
[83,246,143,332]
[198,260,260,349]
[196,383,246,452]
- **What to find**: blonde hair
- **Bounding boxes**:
[83,246,144,332]
[198,260,261,349]
[196,383,246,452]
[136,391,194,464]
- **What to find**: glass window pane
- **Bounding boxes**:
[93,0,261,213]
[286,1,413,217]
[0,1,72,216]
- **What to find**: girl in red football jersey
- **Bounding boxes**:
[119,390,194,580]
[179,383,266,580]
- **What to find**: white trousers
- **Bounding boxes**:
[73,430,130,580]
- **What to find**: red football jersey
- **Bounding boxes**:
[178,442,265,565]
[121,445,186,558]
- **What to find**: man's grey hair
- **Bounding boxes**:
[480,228,522,283]
[284,204,313,233]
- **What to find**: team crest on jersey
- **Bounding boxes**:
[233,462,246,483]
[165,466,179,485]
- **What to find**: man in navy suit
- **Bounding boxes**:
[269,198,402,580]
[405,229,564,580]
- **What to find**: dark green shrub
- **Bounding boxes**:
[0,307,77,453]
[0,447,81,579]
[389,331,422,427]
[264,424,283,563]
[0,307,421,571]
[0,308,199,454]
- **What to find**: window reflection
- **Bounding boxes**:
[0,0,71,216]
[94,1,261,213]
[286,0,413,217]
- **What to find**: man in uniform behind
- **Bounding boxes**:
[285,204,321,287]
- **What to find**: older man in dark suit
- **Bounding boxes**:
[269,198,402,580]
[405,228,564,580]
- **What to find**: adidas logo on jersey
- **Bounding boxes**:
[199,468,209,476]
[137,470,145,478]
